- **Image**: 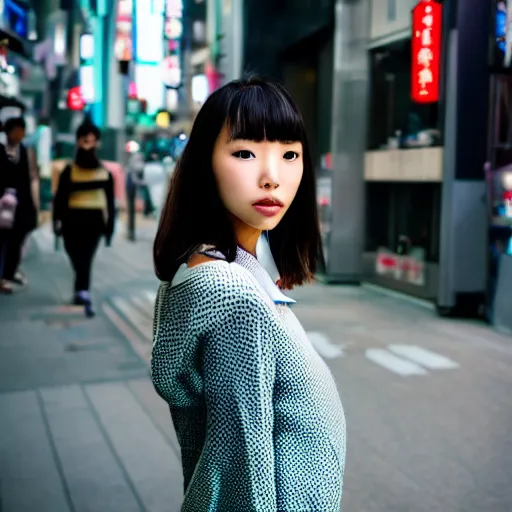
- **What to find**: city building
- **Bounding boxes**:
[0,0,41,128]
[486,0,512,332]
[233,0,506,323]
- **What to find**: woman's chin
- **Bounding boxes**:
[248,216,282,232]
[230,210,285,233]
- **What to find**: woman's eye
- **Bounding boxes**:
[283,151,299,161]
[232,150,254,160]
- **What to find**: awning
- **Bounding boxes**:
[0,94,26,110]
[0,27,28,57]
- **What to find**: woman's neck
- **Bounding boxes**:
[230,215,261,257]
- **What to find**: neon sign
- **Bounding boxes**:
[67,87,85,111]
[411,0,442,103]
[114,0,133,62]
[162,0,183,89]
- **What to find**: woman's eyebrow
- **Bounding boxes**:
[226,138,301,144]
[226,137,257,143]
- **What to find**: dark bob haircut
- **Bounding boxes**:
[4,117,26,134]
[153,76,323,289]
[76,121,101,141]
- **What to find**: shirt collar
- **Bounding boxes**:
[235,236,296,305]
[6,144,19,161]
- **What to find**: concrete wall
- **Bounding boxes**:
[326,0,370,282]
[217,0,244,82]
[369,0,416,45]
[493,255,512,334]
[437,0,491,314]
[317,37,334,159]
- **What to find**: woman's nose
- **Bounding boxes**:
[259,158,280,190]
[261,178,279,190]
[260,170,280,189]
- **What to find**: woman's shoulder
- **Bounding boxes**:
[162,257,269,306]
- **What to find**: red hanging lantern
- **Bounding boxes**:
[67,87,85,111]
[0,42,8,71]
[411,0,442,103]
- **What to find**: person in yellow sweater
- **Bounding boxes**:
[53,121,115,317]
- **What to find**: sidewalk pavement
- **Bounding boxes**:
[0,221,185,512]
[2,220,512,512]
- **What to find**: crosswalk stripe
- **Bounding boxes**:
[307,332,345,359]
[131,295,154,320]
[107,296,459,380]
[111,296,153,341]
[388,344,459,370]
[103,303,152,362]
[365,348,429,376]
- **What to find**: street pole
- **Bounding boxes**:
[180,3,192,124]
[127,181,136,241]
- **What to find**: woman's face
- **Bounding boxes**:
[212,124,304,234]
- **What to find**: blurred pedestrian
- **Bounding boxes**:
[141,151,157,217]
[53,121,115,317]
[0,117,38,294]
[126,151,144,241]
[151,77,346,511]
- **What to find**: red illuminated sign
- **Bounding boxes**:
[114,0,133,62]
[411,0,442,103]
[67,87,85,111]
[161,55,182,89]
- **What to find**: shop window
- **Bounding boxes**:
[387,0,396,22]
[489,75,512,168]
[367,39,441,151]
[490,0,511,71]
[365,182,441,263]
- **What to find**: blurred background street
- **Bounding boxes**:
[1,0,512,510]
[1,219,512,511]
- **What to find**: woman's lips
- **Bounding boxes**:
[253,204,283,217]
[252,198,284,217]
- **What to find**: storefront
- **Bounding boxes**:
[486,0,512,331]
[325,0,492,318]
[361,0,443,300]
[350,0,493,319]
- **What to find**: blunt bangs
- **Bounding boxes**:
[154,76,324,287]
[225,82,305,144]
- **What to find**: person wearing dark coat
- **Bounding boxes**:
[53,121,115,317]
[0,117,38,294]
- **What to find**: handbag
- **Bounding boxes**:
[0,188,18,230]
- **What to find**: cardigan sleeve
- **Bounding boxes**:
[181,286,278,512]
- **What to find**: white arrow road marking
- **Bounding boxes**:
[388,344,460,370]
[365,348,429,376]
[307,332,345,360]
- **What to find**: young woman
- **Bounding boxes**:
[152,77,346,512]
[53,121,115,317]
[0,117,38,294]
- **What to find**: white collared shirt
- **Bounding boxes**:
[171,235,296,305]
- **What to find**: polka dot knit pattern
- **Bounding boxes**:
[151,249,346,512]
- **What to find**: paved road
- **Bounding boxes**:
[2,223,512,511]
